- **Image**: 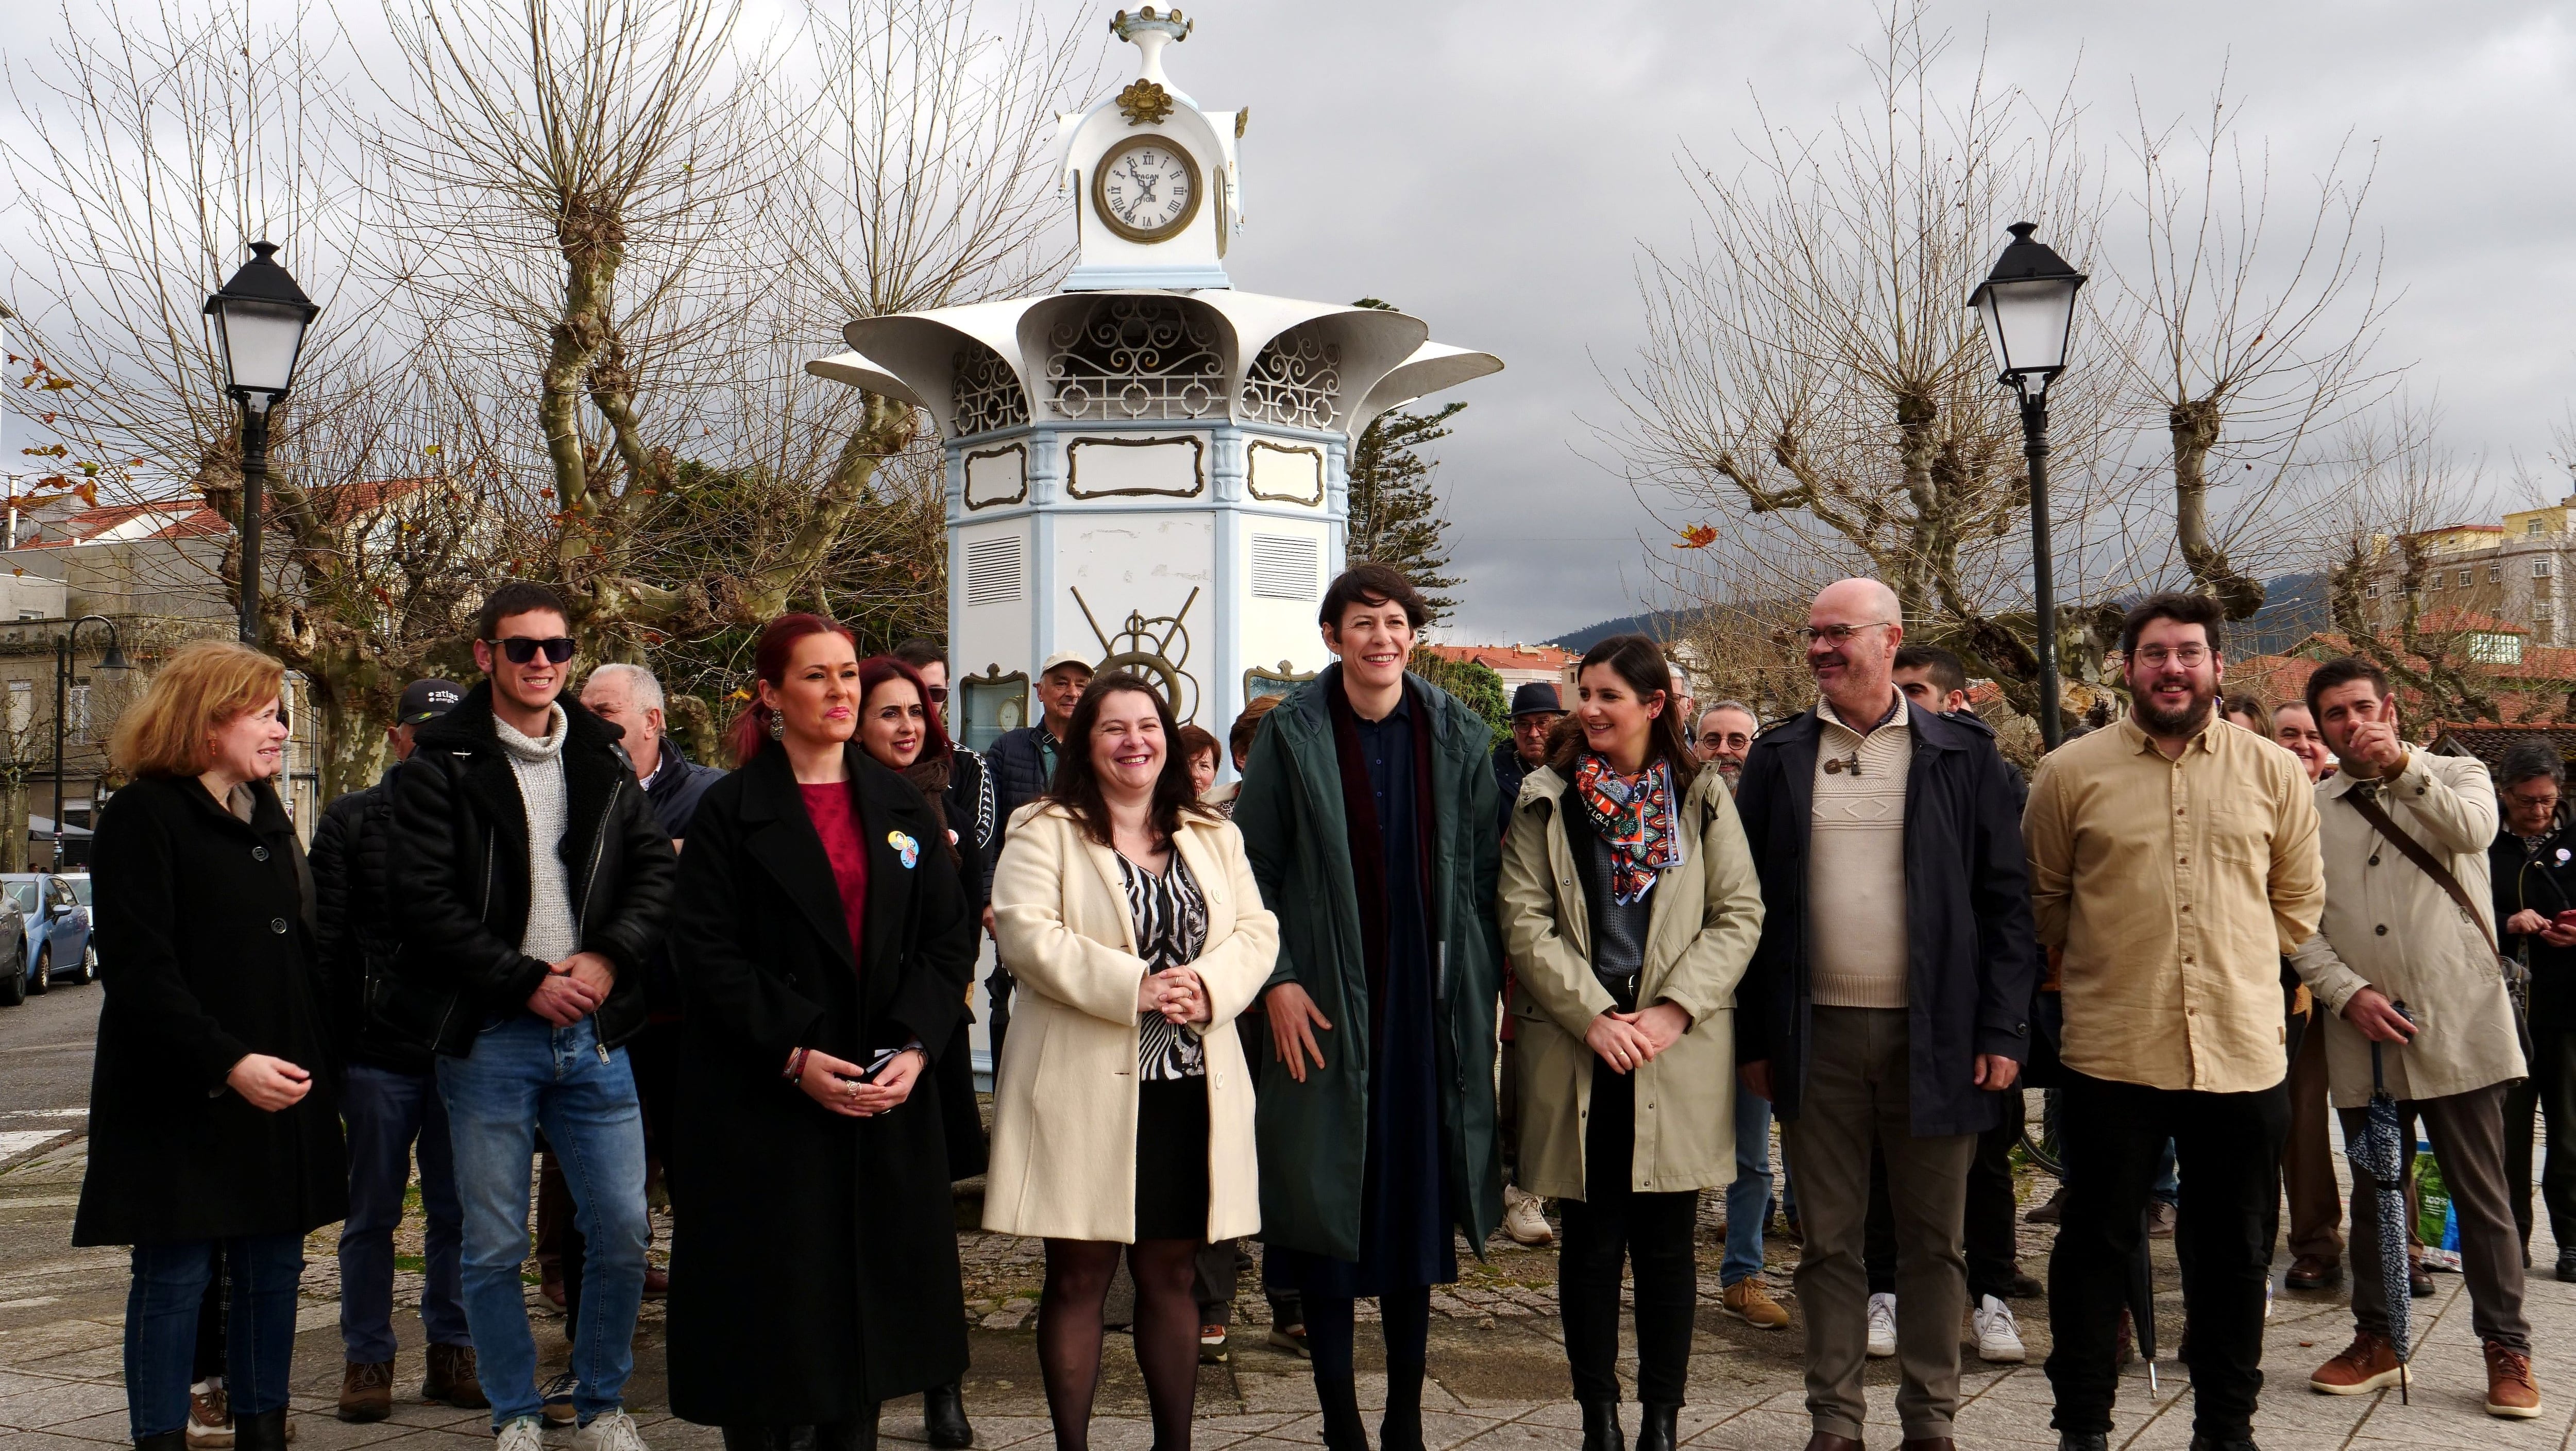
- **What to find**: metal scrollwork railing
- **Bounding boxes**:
[1045,298,1224,421]
[951,344,1030,435]
[1239,326,1341,430]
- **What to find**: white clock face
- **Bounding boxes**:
[1095,139,1199,242]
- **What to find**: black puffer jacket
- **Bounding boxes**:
[311,761,432,1073]
[388,683,680,1056]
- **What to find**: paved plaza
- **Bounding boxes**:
[1,1080,2566,1451]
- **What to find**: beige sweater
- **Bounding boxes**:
[1807,697,1911,1009]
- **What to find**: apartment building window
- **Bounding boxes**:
[67,684,89,743]
[2429,571,2443,590]
[2537,558,2555,578]
[2532,518,2549,536]
[5,681,28,735]
[2493,563,2505,583]
[2364,583,2381,599]
[2460,569,2475,588]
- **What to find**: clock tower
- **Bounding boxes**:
[807,5,1501,764]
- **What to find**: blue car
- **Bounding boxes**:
[1,872,92,999]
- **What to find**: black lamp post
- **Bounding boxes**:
[202,242,319,645]
[1969,221,2087,749]
[52,615,128,868]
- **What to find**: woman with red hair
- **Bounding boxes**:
[664,614,978,1451]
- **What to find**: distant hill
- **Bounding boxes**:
[1549,610,1701,654]
[1547,573,2331,659]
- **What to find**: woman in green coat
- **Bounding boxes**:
[1498,634,1764,1451]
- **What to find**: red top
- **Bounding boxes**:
[799,782,869,963]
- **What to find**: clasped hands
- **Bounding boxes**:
[526,951,618,1025]
[1138,966,1211,1026]
[1585,1003,1689,1074]
[793,1046,925,1118]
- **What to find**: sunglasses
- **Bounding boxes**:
[925,685,949,705]
[491,636,577,665]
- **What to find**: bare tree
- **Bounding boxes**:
[2115,76,2397,620]
[2323,399,2502,724]
[1606,5,2120,726]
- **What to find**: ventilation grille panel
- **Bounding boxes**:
[1249,533,1321,601]
[963,536,1024,608]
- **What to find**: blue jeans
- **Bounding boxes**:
[1723,1090,1774,1285]
[125,1235,304,1439]
[438,1015,649,1428]
[340,1061,469,1363]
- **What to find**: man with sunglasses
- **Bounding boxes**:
[391,582,677,1451]
[1731,578,2036,1451]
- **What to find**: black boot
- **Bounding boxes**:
[923,1384,971,1449]
[1634,1403,1679,1451]
[232,1408,289,1451]
[1315,1371,1369,1451]
[1378,1363,1423,1451]
[134,1433,188,1451]
[1579,1401,1625,1451]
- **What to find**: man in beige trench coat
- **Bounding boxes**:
[2286,655,2540,1419]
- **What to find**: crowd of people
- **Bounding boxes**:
[63,562,2565,1451]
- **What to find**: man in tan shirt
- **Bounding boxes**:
[2023,592,2323,1451]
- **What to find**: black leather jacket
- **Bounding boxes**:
[311,762,432,1073]
[387,683,679,1056]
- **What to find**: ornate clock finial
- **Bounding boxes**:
[1109,6,1192,86]
[1115,79,1176,126]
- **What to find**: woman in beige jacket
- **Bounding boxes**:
[987,671,1279,1451]
[1499,635,1764,1451]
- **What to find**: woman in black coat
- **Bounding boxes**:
[667,616,978,1451]
[77,642,346,1451]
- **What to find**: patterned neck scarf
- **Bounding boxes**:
[1573,753,1684,905]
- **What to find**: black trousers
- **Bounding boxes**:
[2505,1026,2576,1251]
[1866,1089,2022,1302]
[1557,1062,1700,1406]
[2044,1069,2286,1441]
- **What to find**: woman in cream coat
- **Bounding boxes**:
[988,671,1279,1451]
[1499,635,1764,1451]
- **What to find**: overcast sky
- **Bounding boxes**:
[1156,0,2576,643]
[7,1,2572,647]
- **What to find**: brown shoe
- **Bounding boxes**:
[2310,1331,2402,1395]
[1721,1277,1791,1329]
[423,1343,488,1409]
[185,1385,233,1450]
[642,1264,670,1299]
[2025,1187,2065,1224]
[2145,1201,2177,1238]
[2486,1342,2543,1419]
[337,1361,394,1424]
[2284,1255,2342,1291]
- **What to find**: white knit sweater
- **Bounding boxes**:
[495,704,579,965]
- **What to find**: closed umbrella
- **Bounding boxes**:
[2348,1033,2412,1405]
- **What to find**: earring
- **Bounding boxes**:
[768,710,784,740]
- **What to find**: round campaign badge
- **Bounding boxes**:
[890,830,921,869]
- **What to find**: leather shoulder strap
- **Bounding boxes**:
[2344,787,2497,952]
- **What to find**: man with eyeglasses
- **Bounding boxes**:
[2490,741,2576,1284]
[2024,592,2324,1451]
[1732,578,2036,1451]
[1694,701,1757,789]
[391,582,678,1451]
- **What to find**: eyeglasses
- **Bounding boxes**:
[1798,622,1896,647]
[2131,645,2211,668]
[493,636,576,665]
[2511,791,2561,811]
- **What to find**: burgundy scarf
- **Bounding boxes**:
[1324,672,1439,1036]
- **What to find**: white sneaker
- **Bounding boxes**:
[1501,1184,1554,1246]
[574,1409,649,1451]
[1866,1292,1898,1358]
[1974,1294,2026,1363]
[496,1418,546,1451]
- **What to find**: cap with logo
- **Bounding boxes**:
[1509,682,1565,718]
[399,679,467,727]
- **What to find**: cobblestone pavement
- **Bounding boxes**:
[1,1112,2567,1451]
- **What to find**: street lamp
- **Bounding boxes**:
[1969,221,2087,749]
[203,242,319,646]
[52,616,128,868]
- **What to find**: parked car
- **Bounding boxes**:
[1,873,93,998]
[0,885,30,1007]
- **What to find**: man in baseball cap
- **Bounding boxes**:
[311,674,479,1422]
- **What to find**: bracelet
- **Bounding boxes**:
[784,1046,811,1083]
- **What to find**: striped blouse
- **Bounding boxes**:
[1118,850,1211,1081]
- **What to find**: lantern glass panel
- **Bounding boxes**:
[212,298,310,397]
[1975,276,2080,379]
